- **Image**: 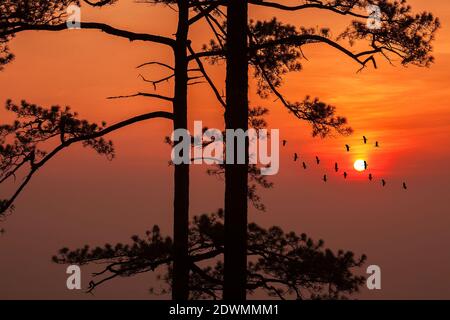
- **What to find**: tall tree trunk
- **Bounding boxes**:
[224,0,249,300]
[172,0,189,300]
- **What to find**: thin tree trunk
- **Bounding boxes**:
[224,0,249,300]
[172,0,190,300]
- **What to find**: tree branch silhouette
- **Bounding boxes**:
[137,61,175,71]
[187,43,226,108]
[106,92,174,102]
[1,22,175,46]
[82,0,117,7]
[53,209,367,299]
[0,0,440,300]
[248,0,370,18]
[189,1,225,25]
[0,100,173,216]
[1,0,230,299]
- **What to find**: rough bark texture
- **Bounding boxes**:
[224,0,249,301]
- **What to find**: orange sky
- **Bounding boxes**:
[0,0,449,299]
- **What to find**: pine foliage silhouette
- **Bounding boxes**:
[53,209,367,300]
[0,0,441,301]
[0,100,122,215]
[197,0,439,299]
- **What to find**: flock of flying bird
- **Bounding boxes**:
[282,136,408,190]
[0,136,410,239]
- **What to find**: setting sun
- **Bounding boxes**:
[0,0,448,303]
[354,160,366,172]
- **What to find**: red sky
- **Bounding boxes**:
[0,0,449,299]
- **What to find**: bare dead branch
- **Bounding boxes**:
[138,73,175,90]
[107,92,173,102]
[187,43,226,108]
[137,61,174,71]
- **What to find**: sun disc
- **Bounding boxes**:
[354,159,366,172]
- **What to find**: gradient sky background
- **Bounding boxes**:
[0,0,449,299]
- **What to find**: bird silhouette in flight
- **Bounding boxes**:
[368,173,373,181]
[382,179,386,187]
[364,160,368,170]
[363,136,368,144]
[334,162,339,172]
[316,156,320,165]
[343,172,348,179]
[282,140,287,147]
[345,144,350,152]
[294,153,298,162]
[302,162,307,169]
[323,174,327,182]
[375,141,380,147]
[403,182,408,190]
